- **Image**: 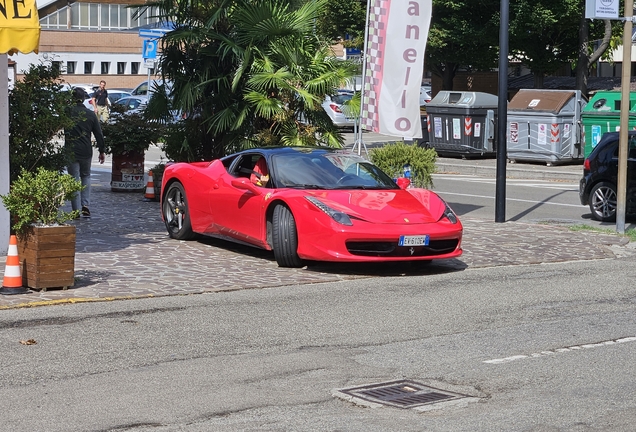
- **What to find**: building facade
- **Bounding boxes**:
[10,0,160,89]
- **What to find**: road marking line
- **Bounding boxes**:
[436,191,583,208]
[432,175,579,189]
[484,336,636,365]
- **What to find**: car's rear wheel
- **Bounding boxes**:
[272,205,302,268]
[589,181,617,222]
[163,182,195,240]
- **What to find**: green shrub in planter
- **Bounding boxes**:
[0,167,84,234]
[369,142,437,188]
[101,104,165,156]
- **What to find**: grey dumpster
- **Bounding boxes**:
[507,89,587,165]
[425,91,498,156]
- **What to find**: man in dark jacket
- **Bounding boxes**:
[66,88,106,218]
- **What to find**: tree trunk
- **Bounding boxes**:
[575,11,590,95]
[576,15,612,96]
[441,62,458,90]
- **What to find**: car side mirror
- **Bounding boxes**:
[231,178,262,195]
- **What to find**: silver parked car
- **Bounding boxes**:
[322,91,356,128]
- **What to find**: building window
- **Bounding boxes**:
[52,61,62,73]
[89,3,98,27]
[101,62,110,74]
[84,61,93,74]
[59,8,67,28]
[79,3,88,28]
[41,3,160,30]
[101,4,109,29]
[71,3,79,27]
[67,61,76,74]
[117,62,126,75]
[131,62,140,75]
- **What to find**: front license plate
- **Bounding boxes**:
[398,235,430,247]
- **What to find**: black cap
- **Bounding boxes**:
[72,87,88,102]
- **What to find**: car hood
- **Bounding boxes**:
[305,188,446,224]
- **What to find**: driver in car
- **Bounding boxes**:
[250,157,270,187]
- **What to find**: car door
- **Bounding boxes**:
[212,154,269,245]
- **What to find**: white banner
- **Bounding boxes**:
[361,0,432,139]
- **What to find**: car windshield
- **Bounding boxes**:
[331,94,353,105]
[271,151,399,190]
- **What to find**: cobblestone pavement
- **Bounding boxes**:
[0,171,632,309]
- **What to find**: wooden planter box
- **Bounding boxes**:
[17,225,76,291]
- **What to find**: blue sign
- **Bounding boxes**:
[138,28,167,39]
[143,39,158,59]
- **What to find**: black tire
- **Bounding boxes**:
[272,205,302,267]
[589,181,617,222]
[163,182,195,240]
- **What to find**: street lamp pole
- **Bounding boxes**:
[495,0,509,223]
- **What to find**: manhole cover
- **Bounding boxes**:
[338,380,468,409]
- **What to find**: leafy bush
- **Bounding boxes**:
[8,62,75,182]
[369,142,437,188]
[101,104,166,156]
[161,118,208,162]
[0,167,84,234]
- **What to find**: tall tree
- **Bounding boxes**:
[145,0,356,160]
[426,0,500,90]
[315,0,366,49]
[509,0,581,88]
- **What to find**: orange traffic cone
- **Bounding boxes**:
[143,170,155,201]
[1,235,30,295]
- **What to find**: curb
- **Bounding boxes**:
[435,161,582,182]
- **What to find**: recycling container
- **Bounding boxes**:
[506,89,587,165]
[581,91,636,158]
[415,106,430,147]
[425,91,498,156]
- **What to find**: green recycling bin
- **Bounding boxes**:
[581,91,636,158]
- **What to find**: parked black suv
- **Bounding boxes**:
[579,131,636,222]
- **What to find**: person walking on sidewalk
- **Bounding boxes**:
[92,80,110,122]
[66,88,106,218]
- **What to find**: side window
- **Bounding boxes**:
[232,154,262,178]
[614,138,636,159]
[629,137,636,159]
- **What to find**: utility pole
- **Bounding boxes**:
[617,0,633,233]
[495,0,509,223]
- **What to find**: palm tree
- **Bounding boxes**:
[144,0,357,160]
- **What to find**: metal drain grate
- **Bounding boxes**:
[340,380,467,409]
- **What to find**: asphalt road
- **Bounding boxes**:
[430,173,625,229]
[1,257,635,431]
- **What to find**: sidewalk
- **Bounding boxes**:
[0,163,629,309]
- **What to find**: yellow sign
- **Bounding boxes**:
[0,0,40,55]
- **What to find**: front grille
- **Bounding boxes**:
[346,239,459,257]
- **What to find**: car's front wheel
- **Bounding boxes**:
[163,182,196,240]
[589,181,617,222]
[272,205,302,268]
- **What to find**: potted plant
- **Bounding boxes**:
[0,167,84,290]
[148,160,166,200]
[101,104,165,192]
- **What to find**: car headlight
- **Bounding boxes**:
[442,202,458,224]
[305,196,353,226]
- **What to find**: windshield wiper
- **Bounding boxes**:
[283,183,323,189]
[328,185,390,190]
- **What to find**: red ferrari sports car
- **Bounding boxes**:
[160,147,462,267]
